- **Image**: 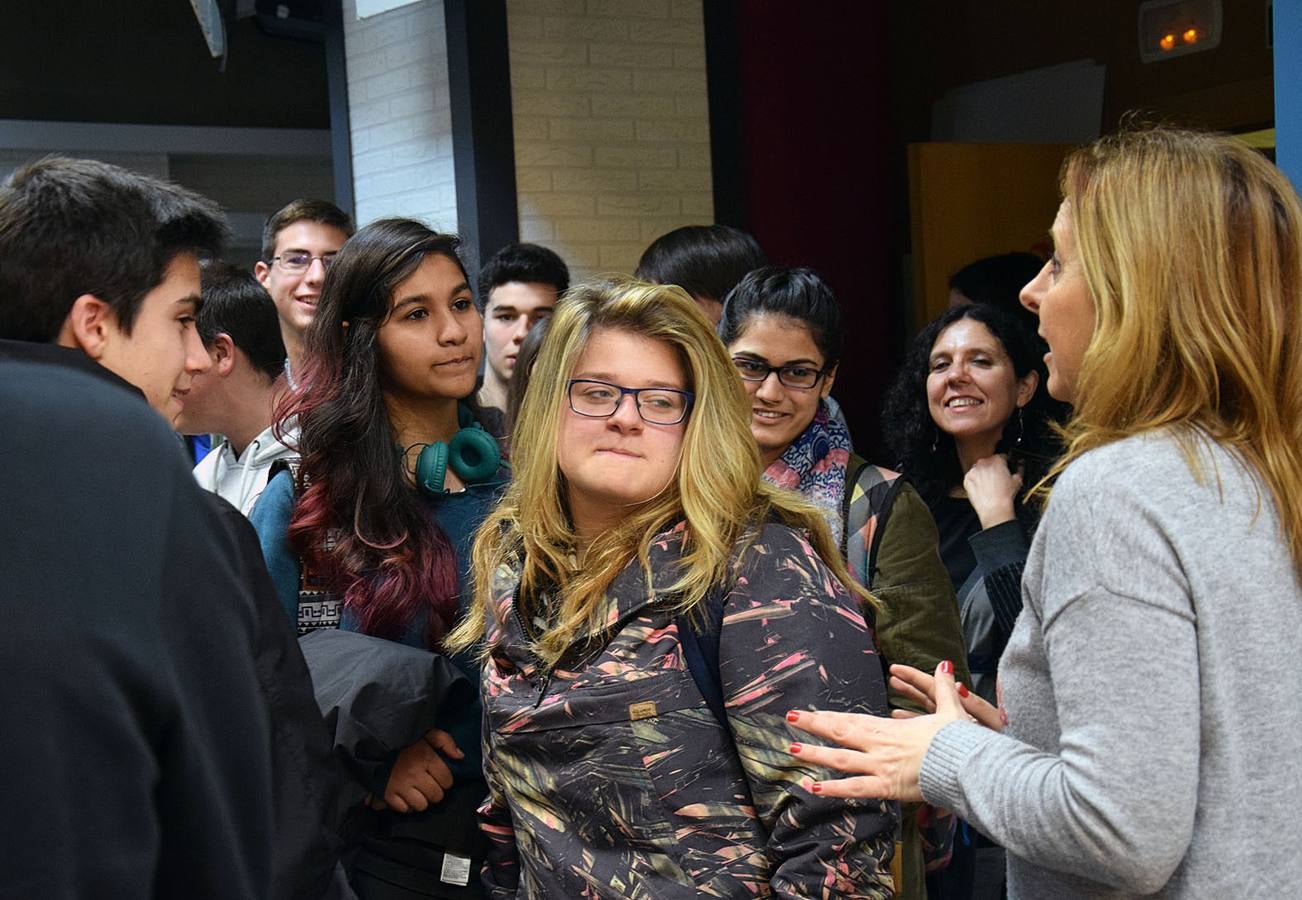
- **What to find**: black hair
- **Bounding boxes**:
[717,266,842,368]
[477,242,570,311]
[503,314,553,451]
[634,224,767,303]
[197,262,286,382]
[882,303,1068,512]
[948,252,1045,334]
[0,156,227,342]
[260,198,354,262]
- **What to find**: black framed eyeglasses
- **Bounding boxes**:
[567,379,694,425]
[271,252,337,274]
[731,357,827,390]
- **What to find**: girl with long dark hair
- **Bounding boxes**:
[251,217,505,898]
[881,303,1063,898]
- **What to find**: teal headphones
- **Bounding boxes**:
[412,403,502,495]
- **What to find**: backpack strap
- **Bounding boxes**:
[269,456,301,485]
[675,585,730,733]
[841,452,872,563]
[843,454,907,591]
[866,472,908,586]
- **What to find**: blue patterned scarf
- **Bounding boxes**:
[760,400,853,544]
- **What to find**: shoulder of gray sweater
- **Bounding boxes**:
[1050,428,1259,518]
[1032,429,1266,620]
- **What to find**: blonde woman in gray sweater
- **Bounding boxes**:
[786,126,1302,898]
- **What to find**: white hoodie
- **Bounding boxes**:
[193,424,297,516]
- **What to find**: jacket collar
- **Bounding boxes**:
[493,520,692,649]
[590,520,692,629]
[0,339,145,401]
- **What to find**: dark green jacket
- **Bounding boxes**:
[842,454,971,899]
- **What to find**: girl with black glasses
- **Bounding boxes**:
[719,266,969,898]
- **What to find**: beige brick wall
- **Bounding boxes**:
[505,0,714,281]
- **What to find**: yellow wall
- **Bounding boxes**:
[908,142,1073,332]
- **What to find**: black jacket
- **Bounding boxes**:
[0,341,274,898]
[0,340,347,899]
[205,493,348,899]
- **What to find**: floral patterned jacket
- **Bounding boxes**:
[477,520,897,898]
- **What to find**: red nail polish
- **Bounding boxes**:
[786,710,800,723]
[958,682,969,698]
[810,782,822,794]
[940,660,954,675]
[789,742,802,754]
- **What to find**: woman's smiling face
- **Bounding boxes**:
[925,317,1035,449]
[726,313,834,467]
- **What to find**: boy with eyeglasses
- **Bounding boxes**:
[255,198,354,382]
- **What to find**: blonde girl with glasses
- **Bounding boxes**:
[447,279,896,897]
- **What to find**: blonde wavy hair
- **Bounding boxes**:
[1049,125,1302,574]
[446,278,870,666]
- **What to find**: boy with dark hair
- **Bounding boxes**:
[475,241,568,439]
[0,156,285,898]
[254,198,354,380]
[177,262,296,515]
[635,223,767,325]
[0,156,226,424]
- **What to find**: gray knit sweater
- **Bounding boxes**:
[918,430,1302,898]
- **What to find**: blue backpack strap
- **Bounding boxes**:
[675,585,730,733]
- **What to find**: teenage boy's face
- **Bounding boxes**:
[483,281,557,387]
[255,221,349,341]
[97,253,211,425]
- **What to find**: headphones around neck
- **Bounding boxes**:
[412,403,502,495]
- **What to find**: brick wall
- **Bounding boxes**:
[343,0,459,232]
[505,0,714,281]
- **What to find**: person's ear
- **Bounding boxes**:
[212,333,237,376]
[254,260,271,287]
[57,294,117,360]
[1016,369,1039,407]
[821,363,839,399]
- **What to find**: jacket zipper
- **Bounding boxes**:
[512,602,553,708]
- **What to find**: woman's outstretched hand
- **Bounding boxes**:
[964,453,1022,529]
[787,661,972,803]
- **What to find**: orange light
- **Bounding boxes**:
[1183,28,1199,44]
[1160,33,1177,51]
